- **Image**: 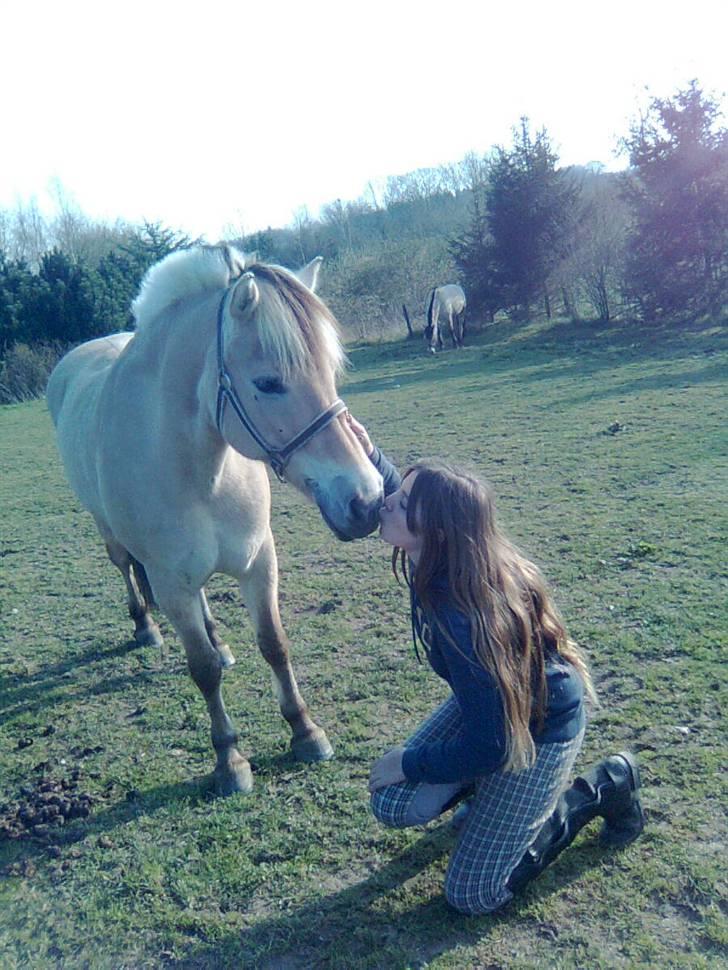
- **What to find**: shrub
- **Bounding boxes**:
[320,239,456,341]
[0,342,63,405]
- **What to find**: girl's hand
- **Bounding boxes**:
[346,412,374,457]
[368,745,406,792]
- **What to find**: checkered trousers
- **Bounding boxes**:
[370,695,584,915]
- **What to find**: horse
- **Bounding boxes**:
[424,284,467,352]
[46,245,383,796]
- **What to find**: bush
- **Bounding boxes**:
[320,239,456,340]
[0,342,63,405]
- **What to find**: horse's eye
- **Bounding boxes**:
[253,376,286,395]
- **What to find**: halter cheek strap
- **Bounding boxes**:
[215,287,347,482]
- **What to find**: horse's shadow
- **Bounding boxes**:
[0,635,172,723]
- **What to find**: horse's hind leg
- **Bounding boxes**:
[201,589,236,669]
[104,539,163,648]
[152,578,252,796]
[449,312,458,349]
[241,533,333,763]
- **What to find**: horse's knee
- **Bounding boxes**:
[185,641,224,695]
[257,630,290,670]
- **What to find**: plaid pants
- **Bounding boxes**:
[370,696,585,914]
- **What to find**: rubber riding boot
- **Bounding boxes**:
[507,751,644,895]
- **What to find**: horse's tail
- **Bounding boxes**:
[131,556,158,611]
[426,288,436,329]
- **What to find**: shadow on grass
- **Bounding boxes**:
[343,318,727,400]
[168,825,604,970]
[0,635,167,722]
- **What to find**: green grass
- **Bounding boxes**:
[1,315,726,969]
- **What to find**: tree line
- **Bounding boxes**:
[1,81,726,402]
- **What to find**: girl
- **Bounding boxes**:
[349,416,644,915]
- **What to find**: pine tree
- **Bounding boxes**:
[488,119,579,319]
[453,120,579,321]
[623,81,728,320]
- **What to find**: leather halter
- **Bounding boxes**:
[214,285,347,482]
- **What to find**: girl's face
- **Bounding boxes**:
[379,472,422,561]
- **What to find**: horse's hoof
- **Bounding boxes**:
[211,760,254,796]
[217,643,236,668]
[135,625,164,648]
[429,348,437,355]
[292,729,334,763]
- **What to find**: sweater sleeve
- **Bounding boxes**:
[368,445,401,496]
[401,605,508,784]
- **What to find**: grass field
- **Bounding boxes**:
[1,315,726,969]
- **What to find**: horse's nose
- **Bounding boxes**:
[349,492,382,535]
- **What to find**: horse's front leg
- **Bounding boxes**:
[242,533,333,763]
[152,578,252,796]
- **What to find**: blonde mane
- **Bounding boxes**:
[131,245,345,380]
[132,245,253,330]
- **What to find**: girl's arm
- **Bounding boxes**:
[402,605,508,784]
[346,413,401,496]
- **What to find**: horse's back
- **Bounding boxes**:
[47,333,133,424]
[437,284,466,312]
[47,333,134,523]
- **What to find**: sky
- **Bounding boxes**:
[2,0,726,241]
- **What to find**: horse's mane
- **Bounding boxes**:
[132,245,344,379]
[132,245,252,330]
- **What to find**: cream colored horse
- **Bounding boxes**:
[47,245,383,795]
[424,284,467,352]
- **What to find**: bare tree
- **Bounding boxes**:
[11,199,49,267]
[291,206,314,264]
[559,169,629,321]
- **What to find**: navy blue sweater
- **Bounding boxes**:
[370,445,585,785]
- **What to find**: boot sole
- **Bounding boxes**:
[615,750,641,794]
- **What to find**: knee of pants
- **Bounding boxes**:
[444,869,511,916]
[370,788,409,829]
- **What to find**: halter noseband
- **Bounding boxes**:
[214,285,347,482]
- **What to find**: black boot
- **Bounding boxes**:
[507,751,644,895]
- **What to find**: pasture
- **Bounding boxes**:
[1,315,726,969]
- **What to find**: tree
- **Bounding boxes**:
[622,81,728,320]
[0,253,35,350]
[451,208,501,323]
[487,119,579,319]
[555,167,630,322]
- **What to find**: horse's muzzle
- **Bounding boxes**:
[316,489,383,541]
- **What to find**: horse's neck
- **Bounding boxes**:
[134,293,228,475]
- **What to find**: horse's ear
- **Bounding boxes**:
[294,256,323,293]
[229,272,260,320]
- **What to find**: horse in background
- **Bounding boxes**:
[47,245,383,796]
[424,284,467,352]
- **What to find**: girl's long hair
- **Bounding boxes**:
[393,461,596,772]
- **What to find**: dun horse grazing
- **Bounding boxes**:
[47,245,383,795]
[424,284,467,352]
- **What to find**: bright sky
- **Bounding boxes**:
[2,0,726,241]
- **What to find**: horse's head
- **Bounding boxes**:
[423,323,437,354]
[216,256,382,540]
